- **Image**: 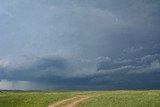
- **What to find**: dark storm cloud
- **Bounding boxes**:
[1,57,71,81]
[0,0,160,89]
[0,54,160,90]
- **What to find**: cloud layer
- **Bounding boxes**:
[0,54,160,90]
[0,0,160,90]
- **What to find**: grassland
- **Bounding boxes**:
[0,90,160,107]
[0,90,82,107]
[77,90,160,107]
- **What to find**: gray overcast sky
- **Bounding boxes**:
[0,0,160,90]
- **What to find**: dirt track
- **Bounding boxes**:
[48,95,98,107]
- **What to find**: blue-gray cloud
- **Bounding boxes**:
[0,54,160,90]
[0,0,160,90]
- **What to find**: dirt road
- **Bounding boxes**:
[48,94,98,107]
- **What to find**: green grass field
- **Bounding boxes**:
[0,90,76,107]
[0,90,160,107]
[77,90,160,107]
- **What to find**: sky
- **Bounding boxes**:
[0,0,160,90]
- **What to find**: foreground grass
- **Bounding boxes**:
[0,90,88,107]
[0,90,160,107]
[77,90,160,107]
